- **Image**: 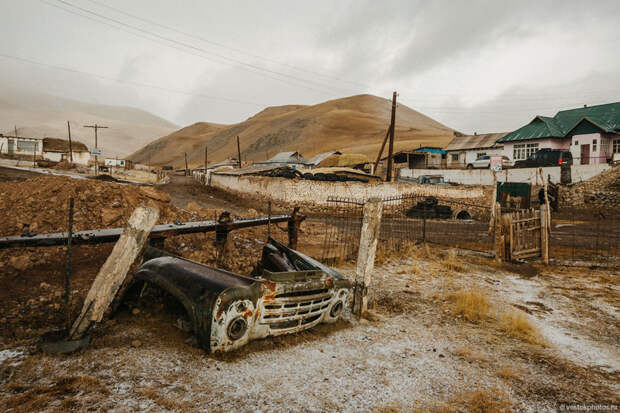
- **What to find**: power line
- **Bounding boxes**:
[44,0,359,97]
[84,0,369,89]
[0,52,269,107]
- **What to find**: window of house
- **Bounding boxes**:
[574,140,579,146]
[614,139,620,153]
[451,153,459,161]
[476,152,486,159]
[16,140,38,152]
[593,139,597,152]
[513,143,539,160]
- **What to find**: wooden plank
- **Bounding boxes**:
[541,204,549,264]
[70,206,160,338]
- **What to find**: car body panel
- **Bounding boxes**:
[126,239,352,353]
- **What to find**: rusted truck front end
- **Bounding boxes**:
[128,238,351,353]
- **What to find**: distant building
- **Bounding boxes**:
[381,147,446,170]
[253,151,309,169]
[497,102,620,165]
[0,134,42,157]
[104,158,134,169]
[0,135,90,165]
[41,137,90,165]
[445,132,507,168]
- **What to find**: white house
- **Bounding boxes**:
[445,132,507,168]
[0,134,43,157]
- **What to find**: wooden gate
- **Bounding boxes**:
[496,205,549,262]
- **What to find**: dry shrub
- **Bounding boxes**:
[449,289,489,322]
[137,386,186,410]
[499,309,546,346]
[454,346,489,363]
[496,365,522,381]
[444,249,466,273]
[464,388,512,412]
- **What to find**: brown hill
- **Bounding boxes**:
[129,94,456,168]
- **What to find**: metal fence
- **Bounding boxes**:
[320,195,493,263]
[550,208,620,266]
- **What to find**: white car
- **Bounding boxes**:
[467,155,513,169]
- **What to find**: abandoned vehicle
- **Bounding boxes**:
[122,238,353,353]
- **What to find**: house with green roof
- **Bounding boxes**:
[497,102,620,165]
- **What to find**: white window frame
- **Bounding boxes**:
[592,139,597,152]
[613,139,620,153]
[476,152,487,159]
[451,153,459,162]
[513,143,539,160]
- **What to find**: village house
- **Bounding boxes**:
[497,101,620,165]
[40,137,91,165]
[0,134,42,157]
[445,132,508,168]
[0,135,91,165]
[104,158,134,170]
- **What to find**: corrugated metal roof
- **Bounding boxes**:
[498,101,620,143]
[255,151,309,165]
[445,132,507,151]
[308,151,342,166]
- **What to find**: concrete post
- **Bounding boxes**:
[354,198,383,317]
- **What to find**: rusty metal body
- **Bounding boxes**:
[128,239,352,353]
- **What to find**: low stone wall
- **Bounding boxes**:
[401,163,611,186]
[207,173,489,212]
[559,166,620,208]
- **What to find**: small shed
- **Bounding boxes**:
[383,147,446,169]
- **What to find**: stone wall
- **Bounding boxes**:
[207,173,492,216]
[559,165,620,208]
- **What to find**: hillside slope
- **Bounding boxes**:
[0,88,177,157]
[130,94,456,168]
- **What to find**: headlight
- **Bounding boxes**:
[330,301,344,318]
[227,317,248,341]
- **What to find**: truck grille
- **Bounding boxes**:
[261,289,333,331]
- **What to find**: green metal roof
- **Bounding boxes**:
[497,101,620,143]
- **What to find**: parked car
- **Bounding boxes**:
[513,149,573,168]
[467,155,513,169]
[120,238,352,353]
[415,175,450,185]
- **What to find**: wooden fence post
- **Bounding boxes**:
[540,203,549,264]
[494,202,503,262]
[354,198,383,317]
[70,206,160,338]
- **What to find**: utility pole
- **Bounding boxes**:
[67,121,73,163]
[184,152,189,176]
[236,135,242,168]
[84,124,108,176]
[386,91,397,182]
[204,145,208,169]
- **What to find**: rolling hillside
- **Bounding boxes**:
[130,94,457,168]
[0,88,178,157]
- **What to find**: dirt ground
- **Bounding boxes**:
[0,168,618,412]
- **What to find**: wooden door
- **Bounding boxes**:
[580,144,590,165]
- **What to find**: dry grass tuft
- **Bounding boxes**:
[454,346,489,363]
[443,249,466,273]
[499,309,546,346]
[137,386,187,410]
[496,365,522,381]
[464,388,512,412]
[449,289,489,322]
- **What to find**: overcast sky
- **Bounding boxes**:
[1,0,619,133]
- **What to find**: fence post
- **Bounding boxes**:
[422,207,427,242]
[540,204,549,264]
[287,207,301,249]
[354,198,383,317]
[494,202,503,262]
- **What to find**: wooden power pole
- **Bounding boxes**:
[236,136,242,168]
[184,152,189,176]
[385,91,397,182]
[67,121,73,163]
[204,145,208,170]
[84,124,108,176]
